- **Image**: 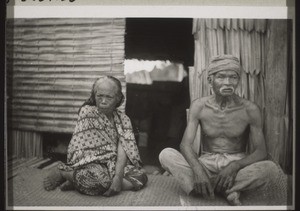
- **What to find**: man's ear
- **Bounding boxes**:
[207,75,213,86]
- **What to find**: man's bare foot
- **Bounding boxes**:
[59,180,74,191]
[43,167,65,191]
[226,191,242,206]
[162,170,171,176]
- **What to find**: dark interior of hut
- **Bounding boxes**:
[124,18,194,166]
[43,18,194,167]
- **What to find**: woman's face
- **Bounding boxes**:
[94,79,120,114]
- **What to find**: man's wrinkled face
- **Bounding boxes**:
[94,79,120,112]
[209,70,240,97]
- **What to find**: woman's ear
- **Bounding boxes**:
[116,93,125,108]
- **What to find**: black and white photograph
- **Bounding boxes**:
[4,1,295,210]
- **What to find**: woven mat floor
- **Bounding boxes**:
[7,163,291,208]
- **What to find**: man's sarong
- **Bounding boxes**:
[159,148,281,195]
[58,105,147,195]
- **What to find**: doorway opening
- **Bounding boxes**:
[125,18,194,165]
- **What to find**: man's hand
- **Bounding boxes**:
[193,167,215,199]
[103,175,122,197]
[214,161,240,193]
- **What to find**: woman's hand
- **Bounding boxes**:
[103,175,122,197]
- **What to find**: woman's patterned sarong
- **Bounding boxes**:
[58,105,147,195]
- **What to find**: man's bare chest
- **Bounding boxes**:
[199,107,249,138]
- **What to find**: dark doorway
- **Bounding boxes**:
[125,18,194,166]
[125,18,194,64]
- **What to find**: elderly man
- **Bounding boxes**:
[159,55,280,205]
[43,76,148,196]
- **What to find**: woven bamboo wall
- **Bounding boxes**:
[191,19,292,173]
[8,130,43,159]
[191,19,266,113]
[6,18,126,134]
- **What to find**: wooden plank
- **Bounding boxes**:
[43,161,60,170]
[11,92,89,101]
[7,28,125,36]
[9,123,73,134]
[9,29,125,36]
[8,59,124,66]
[11,79,126,88]
[8,157,22,168]
[10,116,77,124]
[9,119,73,131]
[10,124,74,133]
[6,34,124,42]
[30,158,51,168]
[7,42,125,49]
[6,18,125,26]
[17,157,39,168]
[7,169,18,180]
[12,73,125,81]
[28,157,45,167]
[8,22,125,30]
[9,83,126,92]
[9,65,124,73]
[9,122,76,134]
[10,84,92,92]
[7,50,124,57]
[12,78,93,85]
[11,104,80,113]
[12,111,77,121]
[11,98,83,106]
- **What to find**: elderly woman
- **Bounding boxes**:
[43,76,148,196]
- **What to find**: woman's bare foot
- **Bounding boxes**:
[43,167,65,191]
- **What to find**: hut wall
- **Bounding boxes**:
[6,18,126,134]
[191,19,266,110]
[7,130,43,159]
[191,19,292,173]
[264,20,293,173]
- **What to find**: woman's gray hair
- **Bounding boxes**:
[79,76,124,113]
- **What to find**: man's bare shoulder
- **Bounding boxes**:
[192,95,214,104]
[240,98,261,113]
[239,98,262,123]
[190,96,214,110]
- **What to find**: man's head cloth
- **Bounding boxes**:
[207,55,241,76]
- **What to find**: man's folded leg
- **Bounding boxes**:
[159,148,195,195]
[226,160,280,195]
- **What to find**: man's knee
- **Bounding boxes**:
[253,160,280,181]
[263,160,280,177]
[159,147,178,166]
